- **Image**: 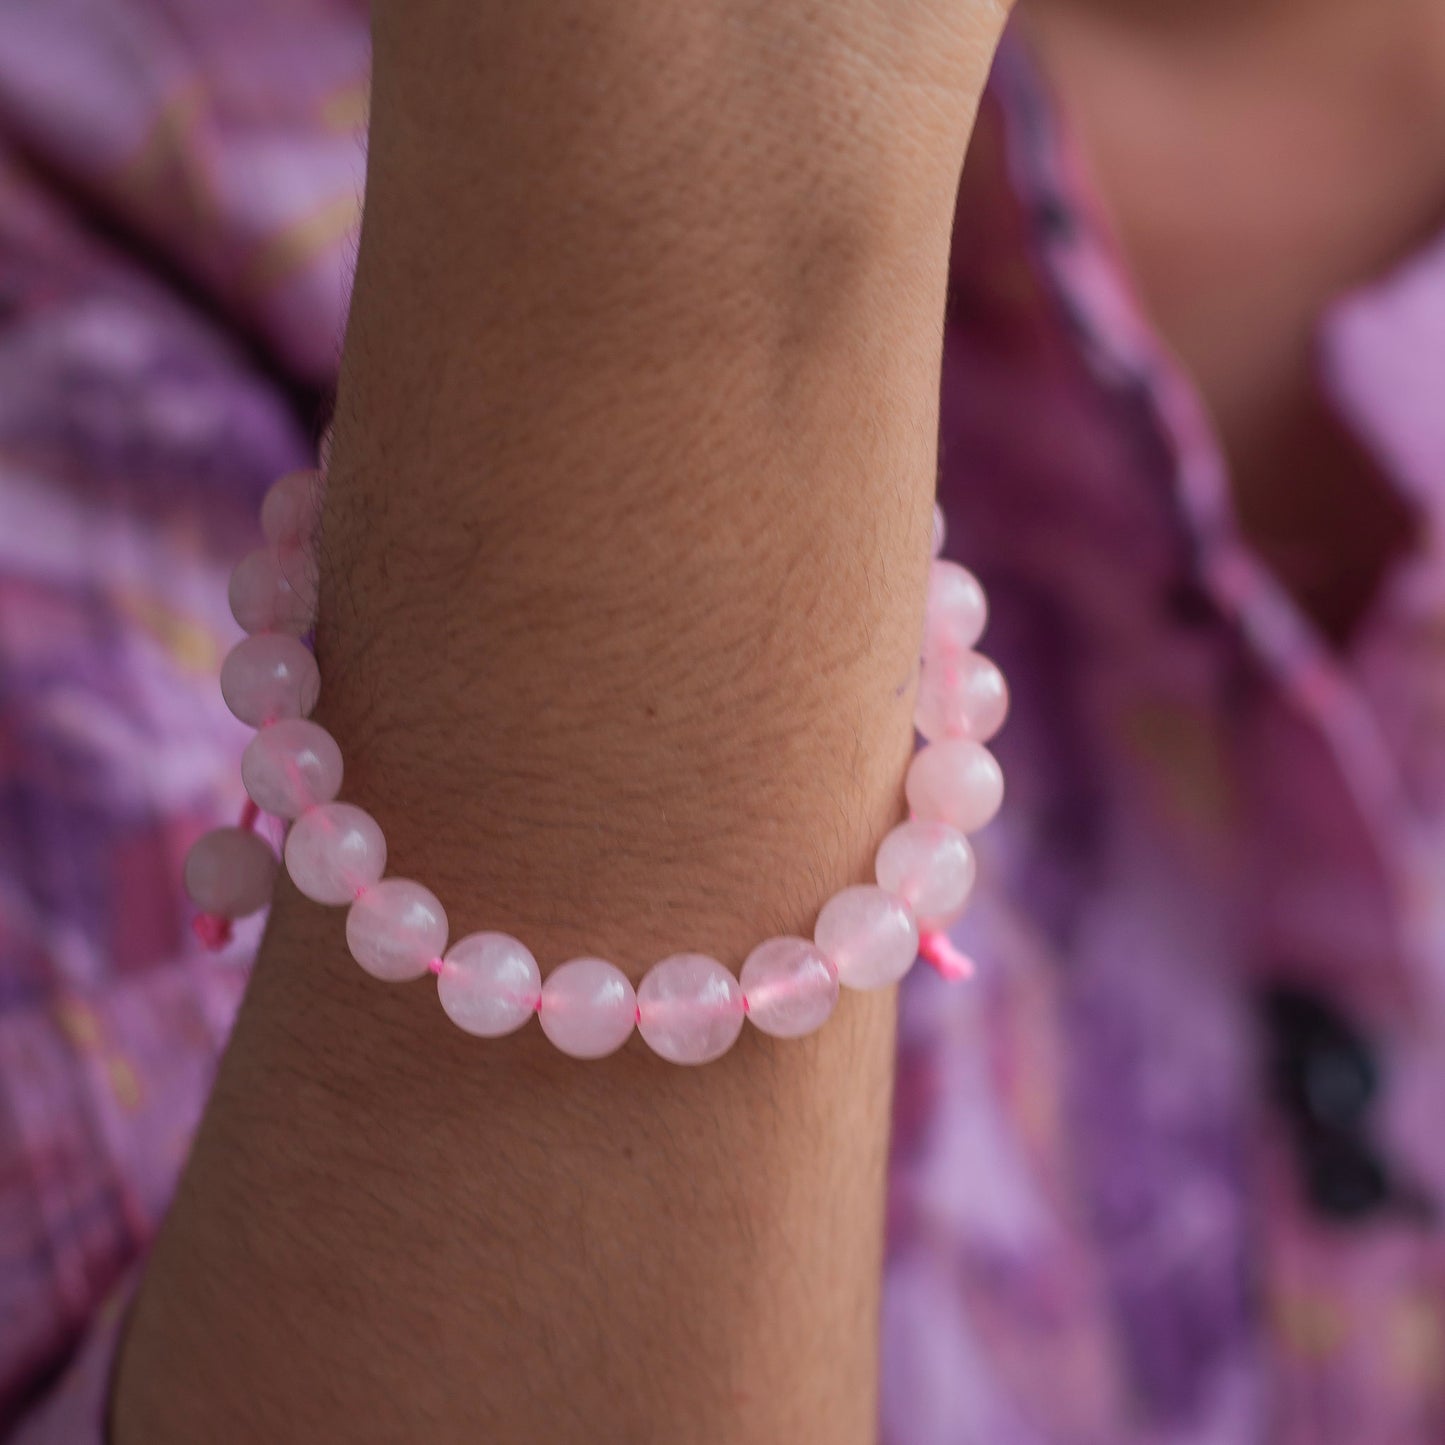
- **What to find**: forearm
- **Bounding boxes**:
[115,4,1006,1440]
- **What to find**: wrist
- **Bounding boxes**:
[305,546,921,985]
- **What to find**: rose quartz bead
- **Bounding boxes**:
[438,933,541,1037]
[345,878,448,982]
[184,826,278,917]
[930,502,947,559]
[875,820,976,930]
[284,801,387,905]
[905,737,1005,834]
[538,958,637,1059]
[914,650,1009,744]
[277,537,320,614]
[923,560,988,659]
[228,547,315,636]
[814,885,919,991]
[220,633,321,727]
[260,469,322,547]
[740,936,838,1039]
[241,718,343,819]
[637,953,745,1065]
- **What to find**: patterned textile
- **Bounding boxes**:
[0,2,363,1435]
[3,9,1444,1442]
[884,48,1445,1445]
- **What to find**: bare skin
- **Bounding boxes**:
[112,3,1012,1442]
[1025,0,1445,640]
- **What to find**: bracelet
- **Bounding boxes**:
[184,465,1008,1064]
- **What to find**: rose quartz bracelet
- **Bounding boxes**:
[184,467,1007,1064]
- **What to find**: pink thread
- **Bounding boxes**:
[427,957,445,976]
[918,930,975,981]
[192,912,233,950]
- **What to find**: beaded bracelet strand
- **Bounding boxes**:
[184,466,1008,1064]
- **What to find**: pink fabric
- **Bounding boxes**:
[0,0,359,1434]
[7,1279,131,1445]
[882,46,1445,1445]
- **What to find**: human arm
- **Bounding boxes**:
[113,3,1011,1440]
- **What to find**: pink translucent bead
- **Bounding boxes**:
[923,560,988,659]
[345,878,448,982]
[228,547,315,636]
[914,650,1009,744]
[740,936,838,1039]
[284,801,387,905]
[814,885,919,991]
[260,469,322,547]
[241,718,343,819]
[930,502,947,559]
[184,826,278,917]
[277,538,319,613]
[438,933,541,1037]
[220,633,321,727]
[875,820,976,930]
[637,953,745,1065]
[538,958,637,1059]
[905,738,1004,834]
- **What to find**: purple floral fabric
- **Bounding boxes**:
[884,46,1445,1445]
[0,2,362,1435]
[3,9,1445,1443]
